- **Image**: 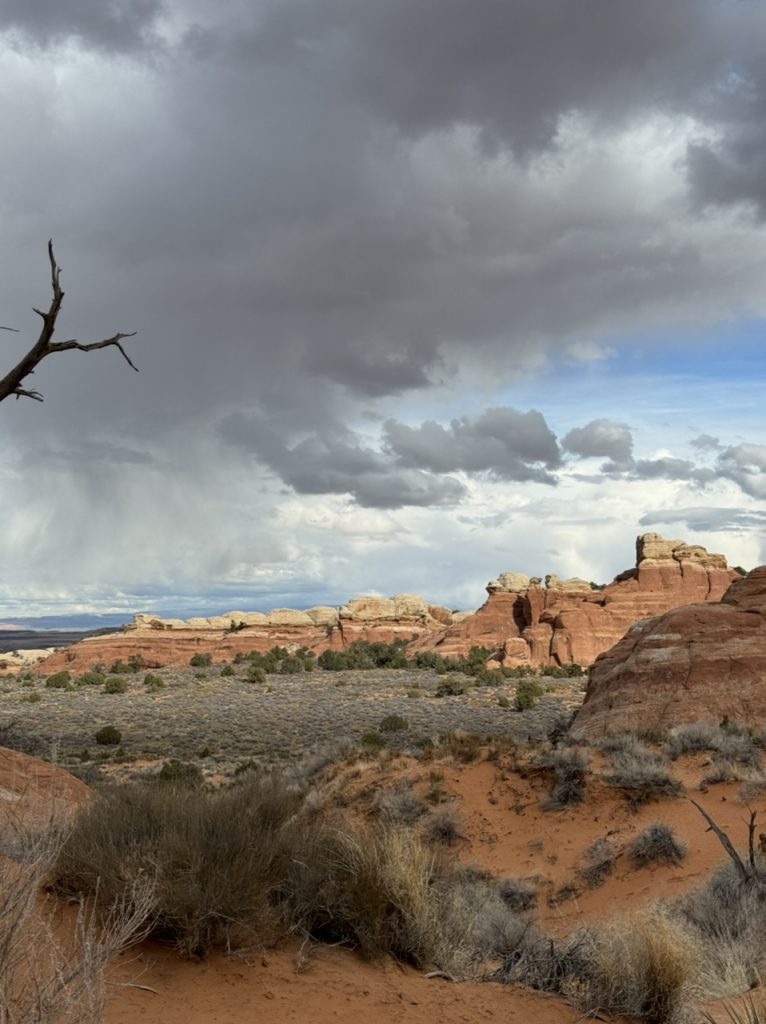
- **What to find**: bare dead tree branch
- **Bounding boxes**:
[0,240,137,405]
[690,799,762,885]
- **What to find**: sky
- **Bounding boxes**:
[0,0,765,625]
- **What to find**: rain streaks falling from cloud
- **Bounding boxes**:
[1,0,765,617]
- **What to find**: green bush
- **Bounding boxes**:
[360,731,385,749]
[246,665,266,685]
[76,670,106,687]
[108,660,132,674]
[189,652,212,668]
[154,759,204,788]
[279,655,305,674]
[220,664,235,677]
[514,678,543,711]
[127,654,146,672]
[45,671,72,689]
[435,677,469,697]
[95,725,122,746]
[379,714,410,733]
[103,676,128,694]
[143,673,165,691]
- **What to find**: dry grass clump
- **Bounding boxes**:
[1,820,153,1023]
[674,858,766,998]
[56,774,529,975]
[629,823,687,867]
[581,908,700,1023]
[603,741,682,805]
[579,837,616,888]
[281,821,527,973]
[374,784,426,824]
[424,807,462,846]
[57,775,306,958]
[666,721,760,769]
[541,748,591,809]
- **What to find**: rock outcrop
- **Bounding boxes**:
[0,747,89,831]
[37,594,456,674]
[409,534,738,669]
[572,566,766,738]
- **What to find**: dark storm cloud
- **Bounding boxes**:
[686,54,766,216]
[640,507,766,533]
[219,411,466,508]
[245,0,741,154]
[383,408,561,483]
[562,419,634,471]
[0,0,163,51]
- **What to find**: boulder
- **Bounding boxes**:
[573,567,766,738]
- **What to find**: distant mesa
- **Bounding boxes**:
[36,593,459,674]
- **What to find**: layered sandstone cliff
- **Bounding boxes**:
[409,534,737,669]
[37,594,456,674]
[573,566,766,738]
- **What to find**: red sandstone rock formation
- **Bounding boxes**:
[37,594,454,674]
[0,747,89,830]
[409,533,737,669]
[572,566,766,739]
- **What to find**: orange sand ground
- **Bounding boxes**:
[100,748,766,1024]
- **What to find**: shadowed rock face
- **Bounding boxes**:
[409,533,737,669]
[572,567,766,739]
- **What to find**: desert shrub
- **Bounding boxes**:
[22,691,41,703]
[577,908,700,1023]
[379,714,410,733]
[108,660,132,674]
[0,820,153,1024]
[94,725,122,746]
[189,652,212,668]
[666,721,728,759]
[701,758,741,788]
[282,820,525,972]
[46,671,72,689]
[424,808,461,846]
[475,667,504,686]
[498,876,537,913]
[442,730,482,763]
[604,744,682,805]
[278,655,305,674]
[317,640,410,671]
[56,775,307,958]
[435,676,470,697]
[143,672,165,690]
[154,759,204,788]
[498,695,510,708]
[412,651,447,671]
[246,665,266,684]
[702,997,766,1024]
[360,731,385,749]
[580,837,616,888]
[543,748,591,809]
[514,677,543,711]
[629,824,686,867]
[127,654,146,672]
[375,785,425,824]
[76,671,106,687]
[103,676,128,694]
[220,663,235,677]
